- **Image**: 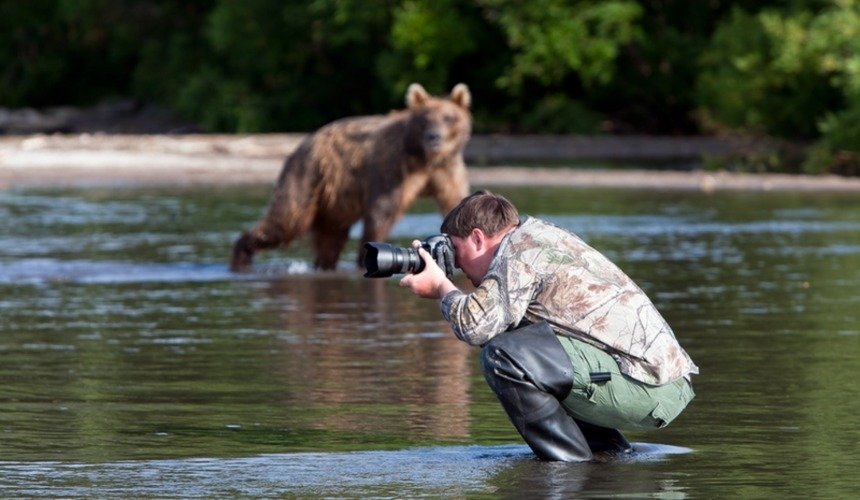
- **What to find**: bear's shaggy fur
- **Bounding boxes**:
[230,83,472,271]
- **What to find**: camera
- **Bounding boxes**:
[363,234,454,278]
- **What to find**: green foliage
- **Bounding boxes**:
[696,7,841,138]
[802,1,860,174]
[0,0,64,106]
[172,0,397,132]
[517,94,603,134]
[478,0,642,91]
[380,0,480,94]
[1,0,859,174]
[697,1,860,173]
[0,0,212,108]
[804,105,860,175]
[589,0,728,134]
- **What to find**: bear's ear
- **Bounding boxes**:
[450,84,471,109]
[406,83,430,109]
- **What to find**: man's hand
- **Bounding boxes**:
[430,238,455,278]
[400,241,459,299]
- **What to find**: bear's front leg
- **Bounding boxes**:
[428,161,470,213]
[358,198,403,268]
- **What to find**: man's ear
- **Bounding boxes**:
[470,228,486,250]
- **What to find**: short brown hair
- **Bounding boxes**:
[441,190,520,237]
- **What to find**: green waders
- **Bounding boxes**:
[558,335,695,432]
[480,321,694,462]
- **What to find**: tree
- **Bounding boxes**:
[696,0,860,173]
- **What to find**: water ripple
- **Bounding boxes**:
[0,443,691,498]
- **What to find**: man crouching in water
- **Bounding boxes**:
[400,190,698,461]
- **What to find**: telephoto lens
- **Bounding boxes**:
[363,234,454,278]
[363,243,423,278]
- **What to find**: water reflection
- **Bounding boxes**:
[0,443,692,498]
[257,275,474,441]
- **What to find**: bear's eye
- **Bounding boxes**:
[443,114,459,125]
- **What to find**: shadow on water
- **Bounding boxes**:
[2,185,860,497]
[1,443,692,497]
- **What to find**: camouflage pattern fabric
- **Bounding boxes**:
[441,217,698,385]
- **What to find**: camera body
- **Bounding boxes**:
[363,234,454,278]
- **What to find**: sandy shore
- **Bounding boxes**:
[2,133,860,192]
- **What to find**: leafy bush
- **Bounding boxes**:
[805,106,860,175]
[697,1,860,173]
[2,0,859,175]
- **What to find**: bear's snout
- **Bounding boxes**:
[423,128,444,152]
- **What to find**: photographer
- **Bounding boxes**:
[399,190,698,462]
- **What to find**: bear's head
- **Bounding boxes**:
[404,83,472,160]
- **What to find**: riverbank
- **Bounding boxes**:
[2,133,860,191]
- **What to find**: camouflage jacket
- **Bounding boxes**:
[441,217,698,385]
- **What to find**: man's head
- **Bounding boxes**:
[441,190,519,285]
[441,190,519,237]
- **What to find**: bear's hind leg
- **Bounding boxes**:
[230,226,284,272]
[311,224,352,271]
[230,232,255,272]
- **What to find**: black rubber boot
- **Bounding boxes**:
[574,418,633,454]
[480,321,594,462]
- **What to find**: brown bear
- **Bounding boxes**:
[230,83,472,272]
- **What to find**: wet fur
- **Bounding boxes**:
[231,83,472,271]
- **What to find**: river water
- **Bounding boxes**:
[1,183,859,497]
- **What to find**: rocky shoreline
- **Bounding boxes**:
[2,133,859,191]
